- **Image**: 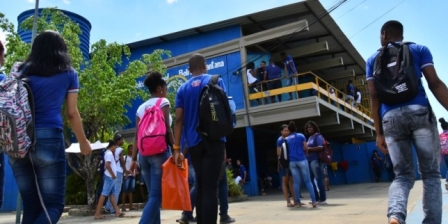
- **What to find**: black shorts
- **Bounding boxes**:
[267,79,282,90]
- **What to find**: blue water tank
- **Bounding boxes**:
[17,9,92,59]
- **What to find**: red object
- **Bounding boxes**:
[339,161,349,171]
[161,157,192,211]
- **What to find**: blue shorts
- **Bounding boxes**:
[123,176,135,193]
[280,167,292,177]
[101,175,116,196]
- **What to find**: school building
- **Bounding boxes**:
[1,0,446,212]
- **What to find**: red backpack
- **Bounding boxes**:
[318,134,333,164]
[440,132,448,155]
[137,98,167,156]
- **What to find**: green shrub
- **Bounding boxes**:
[226,169,243,197]
[65,173,88,205]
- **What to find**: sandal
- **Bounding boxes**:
[129,207,137,211]
[94,215,106,220]
[311,202,317,208]
[116,212,125,218]
[287,203,294,207]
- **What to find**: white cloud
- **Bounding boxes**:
[167,0,178,4]
[136,33,141,36]
[0,31,7,53]
[62,0,71,5]
[27,0,35,3]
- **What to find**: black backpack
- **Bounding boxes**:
[197,75,234,140]
[373,42,419,105]
[278,138,289,169]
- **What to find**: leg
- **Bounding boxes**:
[94,195,107,219]
[281,175,291,205]
[121,179,127,210]
[287,175,297,204]
[309,168,319,202]
[109,194,124,217]
[139,151,170,224]
[181,164,197,221]
[108,172,123,213]
[410,109,442,224]
[298,160,317,204]
[218,170,228,216]
[0,153,4,209]
[309,160,327,202]
[190,141,225,224]
[129,177,135,209]
[383,109,416,224]
[288,162,302,204]
[444,155,448,182]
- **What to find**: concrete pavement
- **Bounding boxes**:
[0,180,444,224]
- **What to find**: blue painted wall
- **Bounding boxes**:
[123,51,243,129]
[17,9,92,59]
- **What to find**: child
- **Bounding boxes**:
[94,140,125,219]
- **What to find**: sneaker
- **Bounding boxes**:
[318,201,328,205]
[176,214,190,224]
[220,215,236,223]
[189,217,197,223]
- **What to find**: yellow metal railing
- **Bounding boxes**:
[247,71,373,123]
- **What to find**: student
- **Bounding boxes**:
[122,144,137,211]
[10,31,91,224]
[94,140,124,219]
[366,20,448,224]
[277,124,298,207]
[280,52,298,100]
[281,121,316,208]
[174,53,227,224]
[132,71,175,224]
[105,134,127,214]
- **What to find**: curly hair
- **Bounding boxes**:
[304,121,320,135]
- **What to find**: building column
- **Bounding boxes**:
[245,126,259,196]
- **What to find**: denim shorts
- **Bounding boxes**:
[122,176,135,193]
[280,167,292,177]
[101,175,116,196]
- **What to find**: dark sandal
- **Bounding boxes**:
[116,213,125,218]
[94,215,106,220]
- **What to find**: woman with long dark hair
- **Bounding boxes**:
[304,121,327,205]
[132,71,175,224]
[276,124,297,207]
[10,30,91,224]
[285,121,317,208]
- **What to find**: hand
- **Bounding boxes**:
[173,151,183,167]
[376,135,388,154]
[130,161,137,172]
[112,175,116,180]
[79,139,92,155]
[135,169,139,176]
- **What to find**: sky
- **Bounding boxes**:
[1,0,448,131]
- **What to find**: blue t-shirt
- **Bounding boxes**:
[238,164,247,179]
[346,84,354,96]
[265,64,282,80]
[283,55,297,75]
[28,69,79,129]
[366,43,432,117]
[175,74,227,148]
[306,133,324,161]
[277,133,307,162]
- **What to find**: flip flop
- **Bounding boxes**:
[287,203,294,207]
[94,215,106,220]
[116,212,125,218]
[129,207,137,210]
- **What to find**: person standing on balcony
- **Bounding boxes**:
[280,52,298,100]
[265,59,283,103]
[355,87,362,107]
[367,20,448,224]
[246,62,262,105]
[345,80,355,106]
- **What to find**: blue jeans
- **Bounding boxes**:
[123,176,135,193]
[0,153,4,209]
[183,163,197,219]
[289,160,316,203]
[308,159,326,202]
[139,150,170,224]
[443,155,448,182]
[105,171,123,212]
[383,105,441,224]
[9,128,66,224]
[101,175,116,196]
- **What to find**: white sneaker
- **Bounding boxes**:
[318,201,327,205]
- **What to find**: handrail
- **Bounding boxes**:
[246,71,373,123]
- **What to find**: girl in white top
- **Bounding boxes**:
[246,62,263,105]
[355,88,362,104]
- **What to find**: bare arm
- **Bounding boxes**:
[66,93,90,154]
[367,81,383,134]
[303,141,309,156]
[277,146,281,157]
[162,105,174,148]
[132,117,140,162]
[174,108,184,148]
[119,151,127,174]
[308,146,323,152]
[423,66,448,110]
[105,161,116,179]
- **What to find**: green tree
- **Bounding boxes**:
[0,8,171,210]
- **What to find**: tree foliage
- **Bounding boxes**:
[0,8,172,209]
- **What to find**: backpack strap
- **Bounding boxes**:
[208,75,220,86]
[155,97,164,107]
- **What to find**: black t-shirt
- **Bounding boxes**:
[256,67,266,81]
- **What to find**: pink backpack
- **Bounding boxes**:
[137,98,167,156]
[440,132,448,155]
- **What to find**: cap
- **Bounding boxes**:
[113,134,123,141]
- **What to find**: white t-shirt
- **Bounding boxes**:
[235,176,242,184]
[356,91,362,104]
[104,150,117,178]
[136,97,172,126]
[246,69,258,85]
[124,155,135,176]
[115,147,124,173]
